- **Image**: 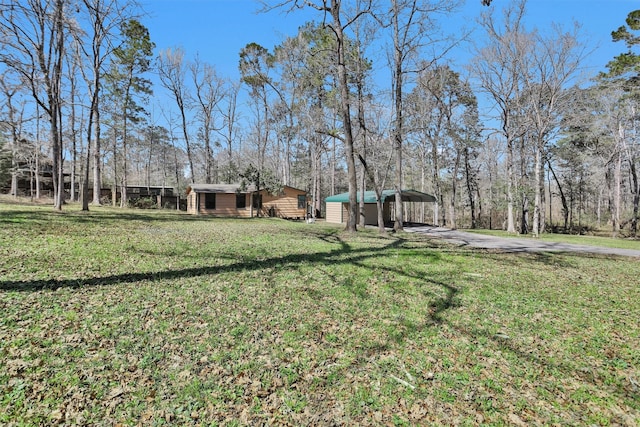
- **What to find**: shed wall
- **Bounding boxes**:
[187,192,197,214]
[325,202,344,224]
[363,204,378,225]
[325,201,391,226]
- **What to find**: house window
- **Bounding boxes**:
[236,193,246,209]
[205,193,216,210]
[252,194,262,209]
[297,195,306,209]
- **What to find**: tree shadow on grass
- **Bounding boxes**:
[0,233,406,293]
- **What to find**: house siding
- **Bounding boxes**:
[196,193,251,217]
[262,189,306,219]
[188,185,307,219]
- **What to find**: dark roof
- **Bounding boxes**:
[325,189,436,203]
[188,184,252,194]
[187,184,307,195]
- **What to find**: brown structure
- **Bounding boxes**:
[4,159,70,198]
[99,186,178,209]
[186,184,308,219]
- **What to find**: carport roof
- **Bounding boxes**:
[325,189,436,203]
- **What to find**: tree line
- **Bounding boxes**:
[1,0,639,237]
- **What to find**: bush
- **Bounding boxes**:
[129,197,157,209]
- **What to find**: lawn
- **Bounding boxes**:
[0,202,638,426]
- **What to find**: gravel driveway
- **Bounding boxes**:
[404,225,640,258]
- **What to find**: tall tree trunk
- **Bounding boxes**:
[357,69,367,228]
[51,0,65,211]
[331,3,358,232]
[359,164,366,227]
[533,143,542,236]
[120,139,128,208]
[450,150,460,230]
[146,128,153,190]
[120,81,131,208]
[92,103,102,205]
[112,130,118,206]
[630,159,639,238]
[392,4,404,232]
[431,138,442,226]
[613,151,622,237]
[35,132,41,200]
[548,160,569,231]
[82,125,91,210]
[420,149,426,223]
[464,147,477,228]
[506,136,516,232]
[519,135,528,235]
[3,85,20,198]
[51,99,63,210]
[69,71,78,202]
[311,119,322,219]
[180,104,195,183]
[539,152,547,234]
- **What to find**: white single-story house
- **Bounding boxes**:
[186,183,308,219]
[325,189,436,226]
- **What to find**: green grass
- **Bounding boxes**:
[0,201,639,426]
[466,228,640,251]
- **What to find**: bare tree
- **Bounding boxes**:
[66,55,81,202]
[217,78,241,183]
[586,81,633,237]
[239,42,275,174]
[603,9,640,237]
[407,64,479,229]
[0,0,69,209]
[191,56,224,183]
[262,0,375,232]
[357,101,395,233]
[520,23,585,236]
[471,0,529,233]
[106,19,153,207]
[0,72,26,198]
[157,47,196,183]
[384,0,464,231]
[72,0,133,209]
[275,22,336,219]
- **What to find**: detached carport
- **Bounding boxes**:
[325,189,436,226]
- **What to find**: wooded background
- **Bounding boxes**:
[1,0,639,237]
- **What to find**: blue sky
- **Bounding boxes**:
[141,0,639,83]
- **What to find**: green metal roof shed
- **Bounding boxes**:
[324,189,435,225]
[325,189,436,203]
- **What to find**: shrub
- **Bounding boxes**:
[129,197,157,209]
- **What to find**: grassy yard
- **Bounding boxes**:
[0,202,639,426]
